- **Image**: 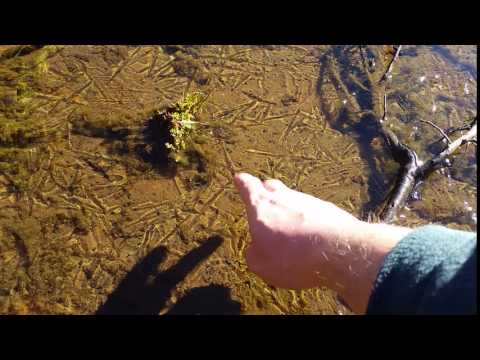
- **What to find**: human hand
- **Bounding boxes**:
[234,172,365,290]
[233,172,410,313]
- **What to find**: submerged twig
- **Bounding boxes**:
[379,45,402,84]
[419,119,452,144]
[418,118,477,177]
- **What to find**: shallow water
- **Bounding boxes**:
[0,45,476,314]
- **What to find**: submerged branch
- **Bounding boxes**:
[379,155,418,223]
[379,45,402,84]
[377,94,421,223]
[418,118,477,177]
[319,45,474,224]
[370,48,474,223]
[379,117,476,223]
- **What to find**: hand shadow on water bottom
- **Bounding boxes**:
[96,235,241,315]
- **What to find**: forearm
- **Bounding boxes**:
[312,221,412,314]
[234,172,476,315]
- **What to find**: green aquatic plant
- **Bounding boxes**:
[164,92,205,163]
[0,45,60,101]
[0,46,64,150]
[0,114,53,147]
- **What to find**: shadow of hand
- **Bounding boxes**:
[97,235,241,315]
[166,285,241,315]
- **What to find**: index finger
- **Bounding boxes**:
[233,173,263,205]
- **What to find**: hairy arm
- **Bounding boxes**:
[234,172,412,314]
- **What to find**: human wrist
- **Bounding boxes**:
[336,221,413,313]
[360,221,413,254]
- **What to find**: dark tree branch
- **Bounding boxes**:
[377,93,422,223]
[366,47,474,223]
[379,154,419,223]
[379,116,476,223]
[321,46,475,224]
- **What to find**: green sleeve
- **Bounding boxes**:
[367,225,477,315]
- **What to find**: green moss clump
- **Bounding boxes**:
[0,45,62,61]
[163,92,205,164]
[0,45,61,103]
[71,104,161,139]
[0,45,64,150]
[0,149,32,197]
[70,108,135,138]
[0,115,55,147]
